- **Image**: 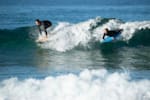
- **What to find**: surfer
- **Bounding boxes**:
[102,28,123,39]
[35,19,52,37]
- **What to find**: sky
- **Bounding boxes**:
[0,0,150,5]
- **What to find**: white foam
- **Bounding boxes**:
[0,69,150,100]
[36,17,150,52]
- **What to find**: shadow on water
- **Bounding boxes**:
[99,49,123,70]
[99,41,127,54]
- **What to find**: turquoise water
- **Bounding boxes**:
[0,5,150,100]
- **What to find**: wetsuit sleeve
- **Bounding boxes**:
[47,21,52,26]
[38,26,42,34]
[103,33,106,39]
[43,20,52,29]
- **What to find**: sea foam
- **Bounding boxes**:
[0,69,150,100]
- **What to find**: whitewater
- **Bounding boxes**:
[35,17,150,52]
[0,69,150,100]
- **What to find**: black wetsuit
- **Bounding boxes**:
[103,29,123,39]
[38,20,52,36]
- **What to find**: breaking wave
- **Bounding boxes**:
[0,69,150,100]
[36,17,150,51]
[0,17,150,51]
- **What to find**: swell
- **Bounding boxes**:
[0,27,36,48]
[0,17,150,51]
[128,28,150,46]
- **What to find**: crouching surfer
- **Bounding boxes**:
[102,28,123,39]
[35,19,52,38]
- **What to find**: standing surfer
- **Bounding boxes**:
[35,19,52,38]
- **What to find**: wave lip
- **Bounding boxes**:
[0,69,150,100]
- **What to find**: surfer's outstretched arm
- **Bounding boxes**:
[102,28,109,39]
[38,26,42,35]
[102,33,106,39]
[35,19,42,35]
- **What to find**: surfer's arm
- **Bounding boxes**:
[102,33,106,39]
[38,26,42,34]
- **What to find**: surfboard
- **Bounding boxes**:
[36,35,49,43]
[101,33,121,43]
[36,37,48,43]
[101,36,114,43]
[36,31,49,43]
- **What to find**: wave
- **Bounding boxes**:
[0,17,150,51]
[0,69,150,100]
[36,17,150,51]
[0,27,37,48]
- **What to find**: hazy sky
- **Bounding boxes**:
[0,0,150,5]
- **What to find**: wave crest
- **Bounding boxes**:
[36,17,150,51]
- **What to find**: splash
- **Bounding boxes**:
[0,69,150,100]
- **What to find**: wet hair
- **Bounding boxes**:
[105,28,108,31]
[35,19,40,22]
[105,28,109,32]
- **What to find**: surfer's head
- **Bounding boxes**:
[35,19,41,26]
[104,28,109,33]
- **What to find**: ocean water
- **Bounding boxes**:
[0,4,150,100]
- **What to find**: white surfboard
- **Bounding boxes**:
[36,32,49,43]
[36,37,48,43]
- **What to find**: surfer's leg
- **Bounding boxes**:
[44,30,48,38]
[44,26,48,37]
